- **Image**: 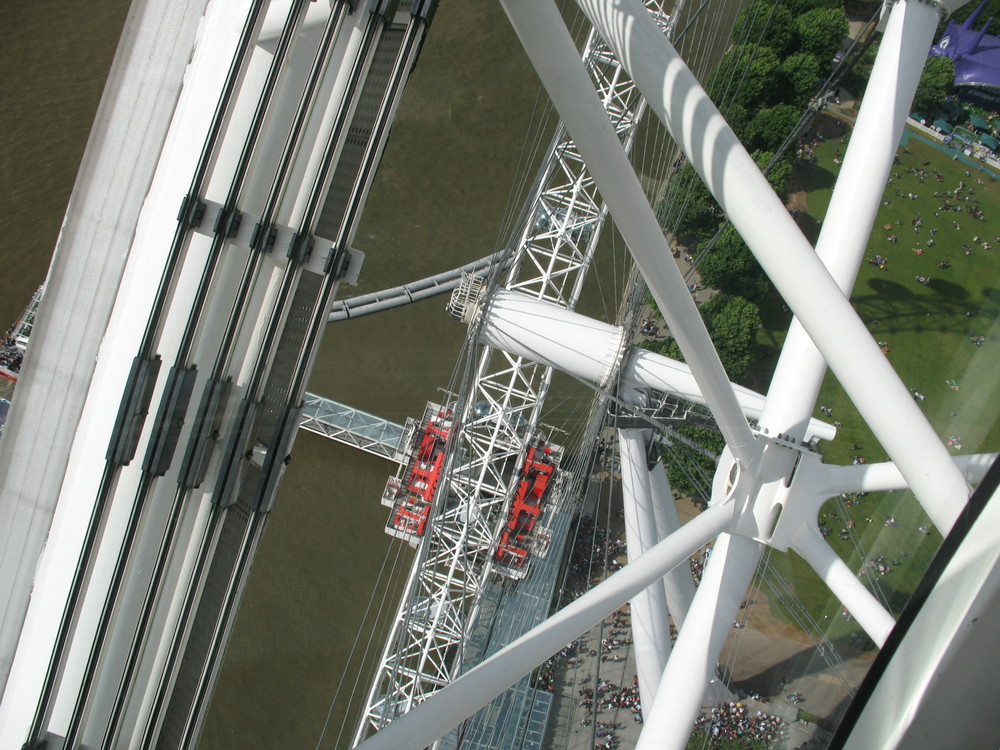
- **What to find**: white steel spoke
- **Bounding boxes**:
[647,456,696,625]
[789,526,895,647]
[636,532,758,749]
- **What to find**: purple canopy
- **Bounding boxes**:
[930,1,1000,92]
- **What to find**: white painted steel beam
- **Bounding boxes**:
[789,526,895,647]
[821,453,998,495]
[639,532,760,750]
[648,459,695,626]
[617,425,672,707]
[476,287,836,441]
[498,0,760,471]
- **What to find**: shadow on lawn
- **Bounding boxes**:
[851,276,996,334]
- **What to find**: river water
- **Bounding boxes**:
[2,1,741,747]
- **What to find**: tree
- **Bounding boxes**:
[783,0,844,13]
[664,423,724,500]
[699,294,762,380]
[697,225,770,303]
[708,45,783,110]
[731,0,795,57]
[913,55,955,112]
[746,103,802,151]
[781,51,822,108]
[641,294,763,381]
[794,7,849,66]
[660,164,722,243]
[842,40,878,99]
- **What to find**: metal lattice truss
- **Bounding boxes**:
[351,1,1000,749]
[299,392,406,460]
[355,3,672,740]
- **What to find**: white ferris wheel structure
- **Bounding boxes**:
[352,0,1000,749]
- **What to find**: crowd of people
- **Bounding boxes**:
[0,336,24,375]
[561,517,629,603]
[692,701,785,746]
[0,347,23,375]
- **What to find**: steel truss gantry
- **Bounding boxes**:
[352,0,1000,749]
[355,2,672,739]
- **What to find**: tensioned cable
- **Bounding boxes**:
[761,556,859,694]
[832,494,893,612]
[318,531,411,750]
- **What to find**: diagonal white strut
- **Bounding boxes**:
[497,0,761,472]
[352,500,735,750]
[648,455,696,626]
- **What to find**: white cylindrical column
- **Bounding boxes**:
[478,288,627,388]
[625,349,836,442]
[821,453,999,495]
[618,426,673,707]
[791,527,895,647]
[638,533,761,750]
[475,288,837,441]
[649,461,696,627]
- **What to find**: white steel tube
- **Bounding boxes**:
[479,289,628,387]
[638,533,761,750]
[791,527,896,647]
[497,0,760,471]
[821,453,998,495]
[353,500,734,750]
[649,460,695,626]
[477,289,836,441]
[618,427,673,706]
[758,0,958,447]
[575,0,970,532]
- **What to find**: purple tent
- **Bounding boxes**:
[930,1,1000,96]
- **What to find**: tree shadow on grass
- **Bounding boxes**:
[798,164,838,194]
[794,211,822,245]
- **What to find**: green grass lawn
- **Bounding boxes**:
[756,127,1000,644]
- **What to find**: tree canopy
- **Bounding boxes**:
[731,0,795,57]
[781,51,823,108]
[794,7,849,64]
[696,225,770,304]
[699,294,762,380]
[913,56,955,112]
[747,103,802,151]
[708,45,783,110]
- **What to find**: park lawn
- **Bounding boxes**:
[759,128,1000,643]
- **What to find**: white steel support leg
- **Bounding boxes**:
[575,0,970,531]
[353,500,735,750]
[638,533,761,750]
[758,0,966,451]
[498,0,760,471]
[617,426,673,706]
[649,460,695,626]
[821,453,998,495]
